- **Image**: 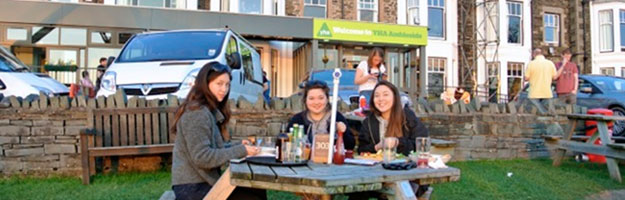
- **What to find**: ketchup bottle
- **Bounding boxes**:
[333,130,345,165]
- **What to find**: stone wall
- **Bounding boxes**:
[0,108,87,176]
[0,93,579,176]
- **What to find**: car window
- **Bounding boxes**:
[225,36,240,67]
[578,78,593,91]
[117,31,226,62]
[239,42,255,82]
[0,78,5,90]
[592,77,625,92]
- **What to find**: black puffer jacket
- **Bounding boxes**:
[358,107,429,155]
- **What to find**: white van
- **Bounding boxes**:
[0,47,69,98]
[97,29,264,103]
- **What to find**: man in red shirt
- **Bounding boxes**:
[555,49,579,104]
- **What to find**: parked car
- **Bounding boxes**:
[0,47,69,98]
[517,74,625,136]
[97,29,264,103]
[301,69,413,108]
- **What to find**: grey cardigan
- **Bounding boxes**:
[171,106,247,186]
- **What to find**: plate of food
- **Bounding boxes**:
[353,150,407,162]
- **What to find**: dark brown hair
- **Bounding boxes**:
[302,80,330,112]
[367,47,385,73]
[561,48,572,55]
[171,62,232,140]
[370,81,405,138]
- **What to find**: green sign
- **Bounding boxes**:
[313,19,427,46]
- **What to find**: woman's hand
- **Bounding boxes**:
[244,145,260,156]
[336,122,347,133]
[241,139,252,145]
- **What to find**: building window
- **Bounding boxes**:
[620,10,625,51]
[91,31,112,44]
[601,67,615,76]
[544,13,560,45]
[7,27,28,41]
[599,10,614,52]
[358,0,378,22]
[304,0,326,18]
[428,57,446,98]
[32,26,59,45]
[508,62,524,101]
[428,0,445,38]
[407,0,419,25]
[118,33,136,44]
[240,0,262,14]
[507,1,522,44]
[60,28,87,46]
[117,0,176,8]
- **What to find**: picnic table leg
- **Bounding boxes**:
[204,168,236,200]
[390,181,418,200]
[597,122,623,183]
[553,120,577,167]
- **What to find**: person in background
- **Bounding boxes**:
[80,71,95,98]
[262,71,271,104]
[554,48,578,105]
[170,62,266,200]
[525,48,557,115]
[352,81,429,199]
[287,80,355,150]
[94,57,107,93]
[354,47,387,93]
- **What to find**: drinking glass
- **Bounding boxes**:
[382,137,397,164]
[415,137,431,168]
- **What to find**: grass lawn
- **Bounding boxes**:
[1,159,624,200]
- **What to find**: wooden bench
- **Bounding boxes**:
[551,114,625,183]
[80,103,178,184]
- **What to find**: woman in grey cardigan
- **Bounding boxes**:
[171,62,265,200]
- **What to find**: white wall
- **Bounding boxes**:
[475,0,532,101]
[590,1,625,76]
[397,0,459,93]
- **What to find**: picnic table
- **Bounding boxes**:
[549,114,625,183]
[205,161,460,200]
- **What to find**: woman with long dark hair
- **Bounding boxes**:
[354,47,387,93]
[287,80,355,150]
[171,62,265,200]
[350,81,429,199]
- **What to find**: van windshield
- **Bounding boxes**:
[0,55,18,72]
[117,31,226,63]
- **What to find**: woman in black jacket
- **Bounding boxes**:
[350,81,429,200]
[358,81,428,155]
[287,80,355,150]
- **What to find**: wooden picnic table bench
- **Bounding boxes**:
[549,114,625,183]
[204,161,460,200]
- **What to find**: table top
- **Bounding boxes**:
[229,160,460,194]
[565,114,625,121]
